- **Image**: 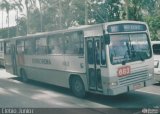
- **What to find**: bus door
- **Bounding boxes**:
[86,37,102,91]
[11,45,17,75]
[5,42,17,75]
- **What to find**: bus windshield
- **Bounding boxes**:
[109,33,151,65]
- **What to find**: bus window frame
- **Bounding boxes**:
[64,31,84,56]
[101,36,107,67]
[24,38,36,55]
[4,41,11,55]
[16,40,25,54]
[86,36,107,67]
[47,33,65,55]
[35,37,48,55]
[0,42,4,52]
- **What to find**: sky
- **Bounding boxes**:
[0,0,39,29]
[0,10,17,28]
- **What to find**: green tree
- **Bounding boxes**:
[0,0,23,38]
[87,0,122,23]
[16,16,27,36]
[0,0,14,38]
[24,0,36,34]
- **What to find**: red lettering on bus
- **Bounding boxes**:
[117,66,131,77]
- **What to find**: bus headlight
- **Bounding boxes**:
[109,82,118,86]
[148,73,153,79]
[147,68,154,79]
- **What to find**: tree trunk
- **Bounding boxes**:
[25,0,29,34]
[7,11,10,38]
[39,0,43,32]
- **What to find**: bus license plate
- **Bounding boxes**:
[133,83,142,90]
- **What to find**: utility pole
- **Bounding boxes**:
[1,10,4,38]
[7,11,10,38]
[85,0,88,25]
[59,0,62,29]
[16,9,19,36]
[2,10,3,30]
[25,0,29,34]
[124,0,129,20]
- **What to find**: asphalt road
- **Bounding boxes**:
[0,68,160,114]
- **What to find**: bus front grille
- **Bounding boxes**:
[118,70,148,86]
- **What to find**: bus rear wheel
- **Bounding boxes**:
[20,69,28,82]
[71,76,85,98]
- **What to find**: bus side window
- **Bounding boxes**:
[64,32,84,55]
[153,44,160,54]
[0,42,2,51]
[0,42,3,52]
[101,37,106,66]
[78,31,84,55]
[87,40,94,64]
[2,42,4,52]
[24,39,36,55]
[36,37,47,55]
[48,34,64,54]
[5,42,11,54]
[16,40,25,54]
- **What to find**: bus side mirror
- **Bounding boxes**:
[104,34,110,44]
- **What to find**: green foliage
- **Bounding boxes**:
[0,0,160,40]
[145,16,160,40]
[16,16,27,36]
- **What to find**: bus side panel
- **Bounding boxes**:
[17,54,88,89]
[64,55,88,90]
[21,55,68,87]
[64,56,86,73]
[24,66,70,88]
[5,54,14,74]
[4,41,12,73]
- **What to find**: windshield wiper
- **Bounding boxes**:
[135,51,145,61]
[130,44,145,61]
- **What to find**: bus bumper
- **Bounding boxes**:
[103,79,154,95]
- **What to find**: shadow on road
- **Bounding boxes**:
[9,76,160,108]
[10,76,73,96]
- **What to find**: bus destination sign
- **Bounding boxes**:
[107,23,147,33]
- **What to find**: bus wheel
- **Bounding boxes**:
[71,76,85,98]
[20,69,28,82]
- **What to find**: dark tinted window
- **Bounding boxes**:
[153,44,160,54]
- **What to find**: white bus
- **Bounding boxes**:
[4,21,154,97]
[0,39,5,68]
[152,41,160,82]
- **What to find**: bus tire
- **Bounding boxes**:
[20,69,28,82]
[71,76,85,98]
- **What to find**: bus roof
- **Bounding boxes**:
[3,20,147,41]
[104,20,146,26]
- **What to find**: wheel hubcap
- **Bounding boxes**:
[75,81,82,92]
